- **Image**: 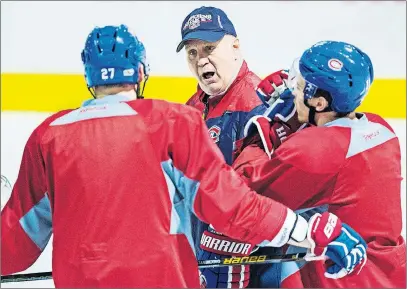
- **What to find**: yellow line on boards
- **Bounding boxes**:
[1,74,405,119]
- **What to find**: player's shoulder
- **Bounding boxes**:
[286,124,349,147]
[27,109,76,143]
[276,125,349,173]
[363,112,396,133]
[130,98,203,124]
[39,109,76,130]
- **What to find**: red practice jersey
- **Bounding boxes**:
[233,112,406,288]
[1,95,294,288]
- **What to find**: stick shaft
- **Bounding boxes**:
[1,252,312,283]
[197,252,308,268]
[1,271,52,283]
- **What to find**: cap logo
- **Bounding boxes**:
[183,14,213,30]
[328,58,343,71]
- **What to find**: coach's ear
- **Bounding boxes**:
[232,37,240,49]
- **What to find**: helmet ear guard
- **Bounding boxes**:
[128,41,150,99]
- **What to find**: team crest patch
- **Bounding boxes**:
[208,125,221,143]
[328,58,343,71]
[183,14,212,30]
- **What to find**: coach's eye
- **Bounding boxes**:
[188,49,197,60]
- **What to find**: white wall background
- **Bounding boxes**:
[1,1,406,77]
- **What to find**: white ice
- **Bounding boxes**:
[1,112,406,288]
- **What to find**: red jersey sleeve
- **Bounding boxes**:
[168,106,295,246]
[1,123,51,275]
[232,128,342,210]
[1,110,70,275]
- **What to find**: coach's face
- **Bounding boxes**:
[185,35,240,96]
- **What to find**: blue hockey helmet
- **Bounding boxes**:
[81,24,150,92]
[298,41,374,113]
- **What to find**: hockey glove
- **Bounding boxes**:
[254,69,306,133]
[234,116,295,160]
[306,212,368,279]
[256,69,290,105]
[198,225,256,288]
[233,70,307,161]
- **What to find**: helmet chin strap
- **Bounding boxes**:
[303,100,317,126]
[88,87,96,99]
[136,64,149,99]
[136,76,149,99]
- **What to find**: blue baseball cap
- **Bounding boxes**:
[176,6,237,52]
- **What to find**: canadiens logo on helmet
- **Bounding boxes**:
[328,58,343,71]
[208,125,221,143]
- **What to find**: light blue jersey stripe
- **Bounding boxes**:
[346,122,396,158]
[50,94,138,126]
[161,159,200,255]
[19,194,53,251]
[324,114,396,158]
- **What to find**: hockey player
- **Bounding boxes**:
[0,26,368,288]
[176,7,268,287]
[233,40,406,288]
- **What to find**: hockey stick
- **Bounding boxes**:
[1,271,53,283]
[197,251,313,268]
[1,252,317,283]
